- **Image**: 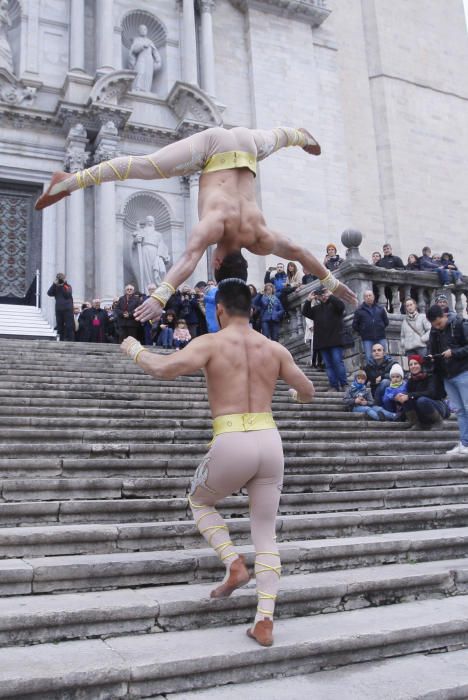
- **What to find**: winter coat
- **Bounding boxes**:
[259,294,284,322]
[352,303,389,341]
[302,295,345,350]
[376,254,405,270]
[264,270,287,294]
[406,373,446,401]
[364,355,395,392]
[343,383,374,411]
[418,254,440,271]
[324,255,343,272]
[428,317,468,379]
[47,282,73,311]
[400,313,431,352]
[382,381,408,412]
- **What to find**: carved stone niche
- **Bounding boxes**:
[121,10,167,95]
[122,191,173,292]
[167,81,223,135]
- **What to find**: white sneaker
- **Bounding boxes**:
[459,444,468,455]
[446,443,462,454]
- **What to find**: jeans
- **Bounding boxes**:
[403,396,449,425]
[352,405,396,421]
[262,319,280,342]
[374,379,391,407]
[173,339,189,350]
[405,347,428,358]
[362,338,388,362]
[444,371,468,446]
[321,346,348,389]
[438,268,462,286]
[157,327,173,348]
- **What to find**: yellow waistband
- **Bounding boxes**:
[212,412,276,438]
[203,151,257,176]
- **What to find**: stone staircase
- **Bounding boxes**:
[0,338,467,699]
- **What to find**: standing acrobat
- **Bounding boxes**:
[121,278,315,646]
[35,125,357,318]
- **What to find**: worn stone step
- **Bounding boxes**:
[1,469,466,501]
[169,648,468,700]
[2,596,468,698]
[1,559,468,647]
[2,527,468,594]
[0,453,465,479]
[1,483,467,526]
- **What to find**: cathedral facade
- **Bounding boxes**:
[0,0,467,324]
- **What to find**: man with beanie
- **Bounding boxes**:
[427,305,468,455]
[434,294,457,322]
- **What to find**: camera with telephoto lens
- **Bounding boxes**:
[56,273,65,285]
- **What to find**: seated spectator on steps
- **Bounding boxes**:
[419,246,440,272]
[400,298,431,358]
[258,282,284,341]
[302,287,348,391]
[343,370,397,421]
[352,289,389,362]
[364,343,395,406]
[398,354,450,430]
[173,319,191,350]
[323,244,343,272]
[438,252,463,287]
[155,310,177,349]
[382,364,408,418]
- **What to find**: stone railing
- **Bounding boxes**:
[280,229,468,371]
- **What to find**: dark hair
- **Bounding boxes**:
[422,246,431,255]
[287,261,298,279]
[441,252,452,261]
[214,251,248,283]
[248,283,257,296]
[215,278,251,317]
[426,304,444,322]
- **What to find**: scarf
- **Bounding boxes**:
[406,310,419,321]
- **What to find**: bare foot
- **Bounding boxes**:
[246,618,273,647]
[35,172,72,211]
[210,555,250,599]
[298,128,321,156]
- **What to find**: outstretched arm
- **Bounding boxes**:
[134,214,224,323]
[271,231,357,305]
[121,335,212,379]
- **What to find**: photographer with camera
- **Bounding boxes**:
[47,273,75,341]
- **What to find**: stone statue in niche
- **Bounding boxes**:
[128,25,162,92]
[133,215,169,288]
[0,0,13,74]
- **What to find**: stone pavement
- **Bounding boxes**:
[0,338,467,699]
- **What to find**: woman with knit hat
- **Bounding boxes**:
[397,354,450,429]
[323,244,343,272]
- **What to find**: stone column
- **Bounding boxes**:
[94,121,120,304]
[95,0,114,73]
[64,124,88,304]
[187,173,208,282]
[69,0,85,72]
[182,0,198,85]
[199,0,216,96]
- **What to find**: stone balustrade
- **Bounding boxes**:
[281,229,468,371]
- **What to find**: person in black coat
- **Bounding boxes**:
[47,273,75,341]
[80,299,109,343]
[364,344,395,406]
[376,243,405,312]
[302,287,348,390]
[115,284,142,342]
[427,305,468,455]
[352,289,389,362]
[397,354,449,428]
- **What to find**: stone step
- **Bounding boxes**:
[0,453,465,479]
[2,596,468,698]
[1,482,467,526]
[1,468,466,499]
[0,558,467,647]
[168,648,468,700]
[2,527,468,594]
